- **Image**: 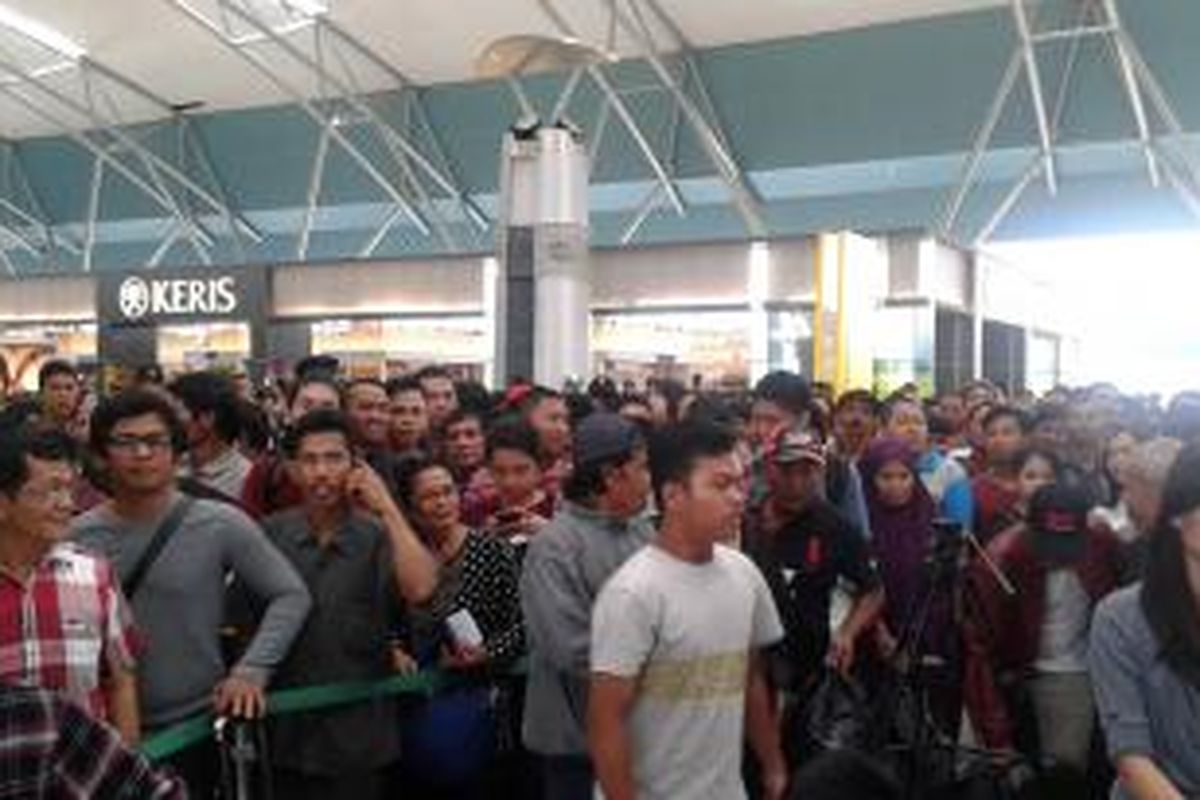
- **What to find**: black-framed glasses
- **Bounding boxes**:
[107,434,174,454]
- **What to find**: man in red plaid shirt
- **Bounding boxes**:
[0,428,140,744]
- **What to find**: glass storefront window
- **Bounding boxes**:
[310,317,488,381]
[158,322,251,375]
[591,311,752,390]
[0,324,98,392]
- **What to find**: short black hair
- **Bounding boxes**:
[486,420,541,462]
[38,360,77,392]
[392,454,451,514]
[0,428,76,497]
[982,404,1031,434]
[415,365,453,384]
[294,354,340,382]
[287,373,341,408]
[345,378,388,397]
[752,371,811,418]
[649,419,738,506]
[837,389,880,417]
[89,389,186,457]
[455,380,492,418]
[442,407,485,433]
[283,409,353,459]
[386,375,423,399]
[169,371,242,444]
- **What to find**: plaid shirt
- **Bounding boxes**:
[0,543,138,722]
[0,684,184,799]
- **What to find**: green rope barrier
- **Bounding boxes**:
[141,669,457,762]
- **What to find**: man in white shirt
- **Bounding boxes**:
[589,419,787,800]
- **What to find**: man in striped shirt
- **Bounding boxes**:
[0,428,140,743]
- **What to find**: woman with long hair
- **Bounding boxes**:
[1091,442,1200,799]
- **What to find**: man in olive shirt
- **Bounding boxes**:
[263,409,437,800]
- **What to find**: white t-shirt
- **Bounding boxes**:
[1036,569,1091,674]
[590,543,784,800]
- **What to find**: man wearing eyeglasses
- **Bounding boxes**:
[71,388,312,796]
[0,427,140,744]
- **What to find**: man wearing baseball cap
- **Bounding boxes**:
[743,426,884,765]
[520,413,654,800]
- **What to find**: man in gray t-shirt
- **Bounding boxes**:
[72,389,311,796]
[590,421,787,800]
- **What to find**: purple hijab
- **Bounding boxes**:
[860,437,939,634]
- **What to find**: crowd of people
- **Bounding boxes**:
[2,354,1200,800]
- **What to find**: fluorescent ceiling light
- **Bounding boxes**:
[0,5,86,60]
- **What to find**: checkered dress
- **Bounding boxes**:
[0,543,139,722]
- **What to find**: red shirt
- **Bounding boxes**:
[0,544,139,721]
[972,473,1022,542]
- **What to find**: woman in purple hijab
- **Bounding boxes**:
[860,436,962,732]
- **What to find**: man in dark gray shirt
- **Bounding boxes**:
[263,408,437,800]
[520,413,654,800]
[71,389,311,796]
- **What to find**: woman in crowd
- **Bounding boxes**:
[1090,442,1200,799]
[859,436,960,732]
[394,457,525,797]
[1013,448,1063,521]
[884,396,974,532]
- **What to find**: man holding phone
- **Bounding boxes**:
[261,408,437,799]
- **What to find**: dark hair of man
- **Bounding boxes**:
[752,370,811,418]
[648,419,737,508]
[345,377,387,397]
[837,389,879,418]
[169,371,242,444]
[0,428,76,497]
[562,436,644,504]
[486,420,541,462]
[89,389,186,458]
[0,397,42,434]
[287,373,341,408]
[237,399,273,456]
[282,409,353,460]
[294,354,340,382]
[385,375,422,400]
[1015,447,1063,480]
[1142,441,1200,689]
[982,404,1031,434]
[414,365,452,384]
[441,407,484,435]
[38,360,76,392]
[517,385,562,416]
[455,380,492,418]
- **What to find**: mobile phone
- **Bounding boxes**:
[445,608,484,649]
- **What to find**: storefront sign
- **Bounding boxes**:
[98,268,268,325]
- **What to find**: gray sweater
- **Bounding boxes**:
[519,501,654,755]
[72,493,311,728]
[1090,584,1200,799]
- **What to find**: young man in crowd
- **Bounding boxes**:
[345,378,403,498]
[170,370,252,501]
[964,483,1123,770]
[972,406,1032,540]
[38,360,82,437]
[589,419,788,800]
[748,371,872,539]
[0,428,140,743]
[832,389,879,464]
[416,365,459,431]
[242,373,342,519]
[743,429,883,719]
[71,389,312,795]
[520,413,654,800]
[443,407,493,526]
[387,375,429,458]
[0,683,185,798]
[519,386,574,495]
[264,409,437,799]
[484,420,557,547]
